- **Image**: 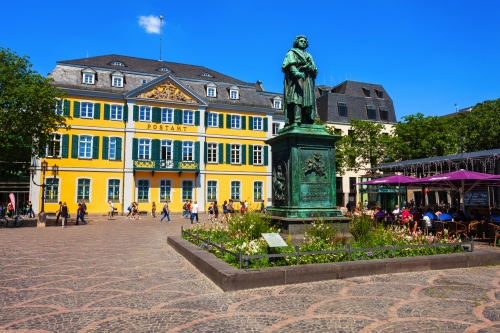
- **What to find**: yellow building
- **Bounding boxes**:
[29,55,283,215]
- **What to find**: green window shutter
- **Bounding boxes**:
[263,117,269,132]
[248,145,253,165]
[92,136,100,159]
[218,143,224,164]
[194,141,200,162]
[226,114,231,129]
[204,111,209,127]
[152,139,160,160]
[174,109,182,124]
[249,116,254,130]
[264,146,269,166]
[123,104,129,122]
[71,135,79,158]
[226,143,230,164]
[102,136,109,159]
[195,111,200,126]
[152,107,161,123]
[204,141,208,163]
[241,116,246,130]
[94,103,101,119]
[103,104,110,120]
[132,138,138,160]
[174,140,182,162]
[63,100,70,116]
[116,137,122,160]
[133,105,139,121]
[73,101,80,118]
[219,113,224,128]
[241,144,246,165]
[61,134,69,158]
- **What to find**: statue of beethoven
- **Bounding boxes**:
[282,35,318,126]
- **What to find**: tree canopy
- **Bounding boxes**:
[0,47,69,162]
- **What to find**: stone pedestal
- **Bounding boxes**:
[266,124,342,218]
[37,212,46,227]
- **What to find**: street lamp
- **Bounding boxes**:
[29,159,58,220]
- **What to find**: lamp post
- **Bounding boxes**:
[29,159,59,226]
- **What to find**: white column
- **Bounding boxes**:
[122,101,135,213]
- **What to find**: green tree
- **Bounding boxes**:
[335,118,391,174]
[388,113,458,162]
[0,48,69,162]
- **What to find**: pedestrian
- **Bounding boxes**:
[227,199,234,217]
[6,202,13,217]
[214,200,219,219]
[244,200,249,211]
[55,201,63,224]
[260,199,265,213]
[75,203,87,225]
[190,200,199,224]
[151,201,156,218]
[28,201,34,218]
[222,200,229,221]
[240,201,246,215]
[208,203,214,221]
[60,202,68,228]
[108,201,115,220]
[160,200,171,222]
[126,202,133,218]
[132,202,140,220]
[81,199,87,215]
[181,200,189,218]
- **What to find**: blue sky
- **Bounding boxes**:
[2,0,499,119]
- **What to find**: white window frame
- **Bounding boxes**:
[110,104,123,121]
[109,137,117,160]
[253,181,264,202]
[83,73,94,84]
[161,139,173,161]
[81,102,94,118]
[253,117,263,131]
[231,144,241,164]
[207,142,218,164]
[229,86,239,100]
[182,141,194,161]
[112,76,123,87]
[273,100,281,109]
[136,179,150,203]
[206,180,218,202]
[207,87,216,97]
[161,108,174,124]
[107,178,121,203]
[76,177,92,203]
[182,179,194,202]
[231,115,241,129]
[46,133,62,158]
[183,110,194,125]
[45,177,60,203]
[138,138,151,160]
[272,123,280,136]
[139,106,152,122]
[54,99,63,115]
[253,145,263,165]
[159,179,172,201]
[207,113,218,127]
[230,180,241,201]
[79,135,93,159]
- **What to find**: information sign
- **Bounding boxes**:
[261,233,288,247]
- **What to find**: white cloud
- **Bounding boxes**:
[138,15,164,34]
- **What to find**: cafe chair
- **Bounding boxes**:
[488,223,500,247]
[448,221,468,241]
[434,221,447,236]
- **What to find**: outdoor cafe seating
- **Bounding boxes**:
[488,223,500,247]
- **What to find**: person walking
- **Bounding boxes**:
[75,203,87,225]
[55,201,63,225]
[108,201,115,220]
[190,200,199,224]
[213,201,219,220]
[28,201,34,218]
[160,200,171,222]
[260,200,266,213]
[151,202,156,218]
[132,202,140,220]
[61,202,69,228]
[181,200,189,218]
[126,202,133,218]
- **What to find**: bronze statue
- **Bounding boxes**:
[282,35,318,126]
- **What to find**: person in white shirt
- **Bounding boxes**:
[393,205,400,215]
[190,201,199,224]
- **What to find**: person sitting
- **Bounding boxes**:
[401,207,412,224]
[374,207,386,222]
[490,209,500,225]
[453,209,468,222]
[472,209,484,221]
[438,210,453,221]
[423,208,437,227]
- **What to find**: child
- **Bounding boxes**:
[208,203,214,221]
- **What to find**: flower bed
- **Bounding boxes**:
[181,212,466,269]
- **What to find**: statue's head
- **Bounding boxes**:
[293,35,309,49]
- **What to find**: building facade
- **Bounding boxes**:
[29,55,284,215]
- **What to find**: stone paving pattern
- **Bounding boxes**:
[1,214,500,332]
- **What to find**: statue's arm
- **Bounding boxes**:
[289,65,305,79]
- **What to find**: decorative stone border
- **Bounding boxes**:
[167,236,500,292]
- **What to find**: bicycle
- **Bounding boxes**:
[0,214,24,228]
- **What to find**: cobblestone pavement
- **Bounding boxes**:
[1,214,500,332]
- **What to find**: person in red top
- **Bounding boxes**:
[401,207,412,223]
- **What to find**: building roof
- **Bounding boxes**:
[58,54,251,86]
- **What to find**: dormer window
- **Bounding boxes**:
[110,61,125,66]
[82,68,96,85]
[206,82,217,97]
[362,88,371,97]
[201,72,214,78]
[366,105,376,119]
[111,71,124,88]
[229,85,239,99]
[375,89,383,99]
[272,96,282,109]
[158,67,171,72]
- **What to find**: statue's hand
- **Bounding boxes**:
[295,71,305,79]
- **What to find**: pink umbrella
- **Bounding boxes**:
[357,175,417,208]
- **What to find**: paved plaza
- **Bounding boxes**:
[1,214,500,332]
